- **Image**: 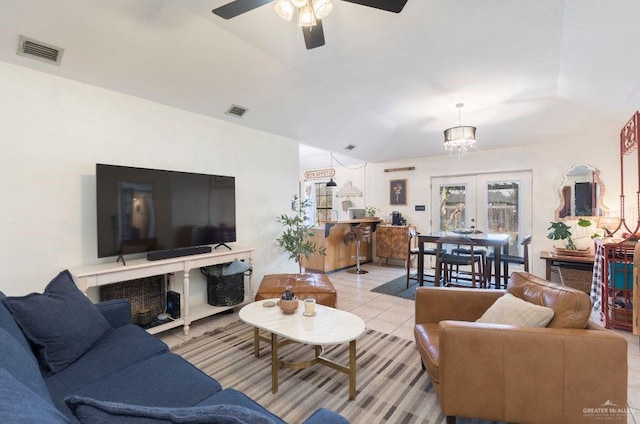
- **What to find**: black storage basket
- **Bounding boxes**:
[201,264,245,306]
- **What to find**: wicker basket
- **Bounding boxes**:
[612,307,633,323]
[99,275,165,322]
[201,264,245,307]
[558,267,593,294]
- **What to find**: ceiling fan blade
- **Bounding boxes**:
[212,0,274,19]
[302,20,325,50]
[340,0,407,13]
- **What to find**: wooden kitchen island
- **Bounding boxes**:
[302,218,382,273]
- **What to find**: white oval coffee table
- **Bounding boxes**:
[239,299,365,400]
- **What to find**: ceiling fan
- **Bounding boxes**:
[212,0,408,50]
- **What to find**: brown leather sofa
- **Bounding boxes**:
[414,271,628,424]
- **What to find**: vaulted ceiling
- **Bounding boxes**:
[2,0,639,168]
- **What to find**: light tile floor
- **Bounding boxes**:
[157,264,639,423]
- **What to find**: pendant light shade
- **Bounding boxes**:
[443,103,477,157]
[326,151,337,188]
[444,126,476,144]
[291,0,308,7]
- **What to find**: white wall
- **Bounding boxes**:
[1,60,624,295]
[0,61,300,296]
[319,136,621,278]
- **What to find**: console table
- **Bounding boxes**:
[539,251,594,280]
[72,247,254,335]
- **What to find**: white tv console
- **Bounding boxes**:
[72,247,254,335]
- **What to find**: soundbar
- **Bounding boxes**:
[147,246,212,261]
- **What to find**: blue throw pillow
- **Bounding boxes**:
[0,368,68,423]
[0,327,52,402]
[0,290,34,352]
[64,396,276,424]
[2,270,112,375]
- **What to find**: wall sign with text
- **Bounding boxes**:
[304,168,335,180]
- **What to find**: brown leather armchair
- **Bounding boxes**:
[414,272,628,424]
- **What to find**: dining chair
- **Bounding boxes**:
[485,235,531,289]
[406,228,445,288]
[435,236,486,288]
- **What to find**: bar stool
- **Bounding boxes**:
[485,235,531,289]
[435,236,486,288]
[451,244,487,282]
[406,228,445,288]
[347,224,372,275]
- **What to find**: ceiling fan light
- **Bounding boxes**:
[291,0,308,8]
[312,0,333,19]
[274,0,295,21]
[298,4,317,27]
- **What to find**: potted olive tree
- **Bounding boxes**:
[276,195,326,274]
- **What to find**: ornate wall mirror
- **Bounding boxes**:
[555,164,609,220]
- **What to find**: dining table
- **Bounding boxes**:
[417,232,512,288]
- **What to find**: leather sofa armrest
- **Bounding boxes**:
[437,321,628,423]
[415,287,505,324]
[95,299,131,328]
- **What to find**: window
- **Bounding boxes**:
[438,185,466,231]
[487,181,519,251]
[315,182,333,225]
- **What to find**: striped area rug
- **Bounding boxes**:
[172,320,447,423]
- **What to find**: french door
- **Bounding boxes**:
[431,171,533,254]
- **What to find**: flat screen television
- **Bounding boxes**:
[96,164,236,260]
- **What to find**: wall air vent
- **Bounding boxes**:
[225,104,248,118]
[17,35,64,66]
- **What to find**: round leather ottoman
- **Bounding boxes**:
[255,273,337,307]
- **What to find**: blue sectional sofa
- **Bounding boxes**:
[0,270,347,423]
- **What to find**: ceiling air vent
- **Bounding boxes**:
[17,35,64,66]
[225,104,248,118]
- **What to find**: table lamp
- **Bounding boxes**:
[597,216,621,237]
